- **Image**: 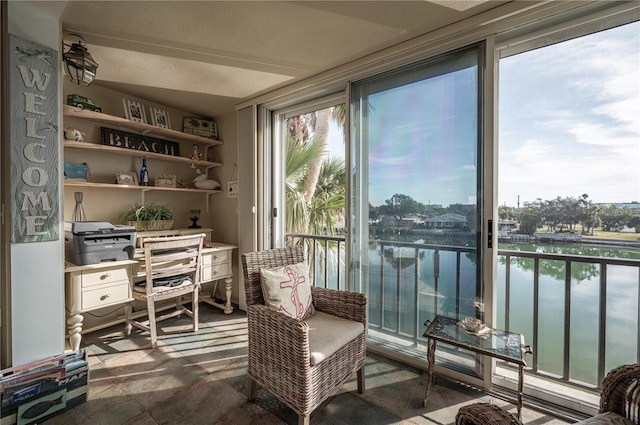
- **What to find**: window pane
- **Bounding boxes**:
[283,105,347,290]
[351,46,483,372]
[498,21,640,388]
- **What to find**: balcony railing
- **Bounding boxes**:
[286,232,640,391]
[286,233,348,290]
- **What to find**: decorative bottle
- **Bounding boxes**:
[140,157,149,186]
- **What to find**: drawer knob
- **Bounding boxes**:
[213,255,218,260]
[100,293,111,301]
[101,273,111,280]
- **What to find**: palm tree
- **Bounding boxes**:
[302,108,332,202]
[285,134,323,234]
[285,106,346,287]
[285,134,345,236]
[286,105,346,235]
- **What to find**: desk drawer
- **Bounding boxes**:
[201,263,229,282]
[201,250,229,266]
[82,281,130,310]
[82,266,130,288]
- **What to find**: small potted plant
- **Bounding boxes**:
[121,202,174,231]
[188,209,201,229]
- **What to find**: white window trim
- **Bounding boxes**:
[268,92,347,249]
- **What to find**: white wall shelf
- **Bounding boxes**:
[64,104,223,147]
[64,140,223,169]
[63,104,224,212]
[64,181,222,208]
[63,181,221,194]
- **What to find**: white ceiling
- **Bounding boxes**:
[59,1,515,118]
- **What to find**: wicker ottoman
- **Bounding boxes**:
[456,402,522,425]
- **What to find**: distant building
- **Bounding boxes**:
[498,219,518,232]
[400,215,423,225]
[424,213,467,229]
[597,202,640,210]
[379,216,399,226]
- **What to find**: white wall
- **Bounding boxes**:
[8,0,66,364]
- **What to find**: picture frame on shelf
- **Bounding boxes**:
[116,171,138,185]
[123,99,147,123]
[183,117,218,140]
[154,174,176,188]
[150,107,171,129]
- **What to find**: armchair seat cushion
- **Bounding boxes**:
[306,311,365,366]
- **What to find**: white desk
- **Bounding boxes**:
[64,259,136,351]
[64,242,236,351]
[197,243,236,314]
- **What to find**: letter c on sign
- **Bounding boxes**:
[23,143,47,163]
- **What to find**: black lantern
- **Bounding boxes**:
[62,34,98,86]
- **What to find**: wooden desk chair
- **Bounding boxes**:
[125,233,204,348]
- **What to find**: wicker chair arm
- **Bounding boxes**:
[599,363,640,419]
[311,287,367,325]
[246,304,311,366]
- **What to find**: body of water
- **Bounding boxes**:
[363,237,640,386]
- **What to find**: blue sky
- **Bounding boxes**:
[499,21,639,207]
[365,67,478,207]
[326,21,639,208]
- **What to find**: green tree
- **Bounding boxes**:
[626,210,640,233]
[285,135,345,236]
[380,194,420,221]
[448,203,476,231]
[302,108,331,202]
[499,206,517,221]
[581,195,601,235]
[285,107,347,285]
[517,203,542,235]
[600,205,625,231]
[540,198,561,231]
[286,105,347,236]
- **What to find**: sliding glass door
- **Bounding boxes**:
[350,45,485,375]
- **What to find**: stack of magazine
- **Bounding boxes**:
[0,350,88,425]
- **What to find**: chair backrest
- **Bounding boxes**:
[600,363,640,420]
[143,233,205,295]
[241,246,305,306]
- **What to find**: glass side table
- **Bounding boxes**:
[423,315,531,420]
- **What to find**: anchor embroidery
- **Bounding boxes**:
[278,266,309,319]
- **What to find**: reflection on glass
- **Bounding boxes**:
[351,46,482,374]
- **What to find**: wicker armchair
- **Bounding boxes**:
[241,246,367,425]
[598,363,640,424]
[455,363,640,425]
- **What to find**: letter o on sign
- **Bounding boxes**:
[22,166,48,187]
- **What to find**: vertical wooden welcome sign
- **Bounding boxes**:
[9,35,59,243]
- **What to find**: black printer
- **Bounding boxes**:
[65,221,137,265]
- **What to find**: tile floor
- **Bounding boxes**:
[44,305,571,425]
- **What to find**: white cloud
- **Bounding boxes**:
[370,155,408,166]
[499,22,640,206]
